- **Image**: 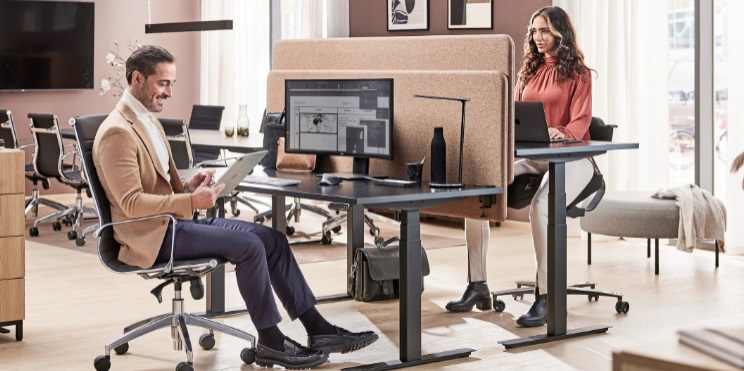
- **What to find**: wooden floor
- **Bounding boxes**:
[2,214,742,370]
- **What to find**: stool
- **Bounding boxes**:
[579,191,721,275]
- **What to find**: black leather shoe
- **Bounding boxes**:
[256,337,328,369]
[308,325,379,354]
[445,281,492,312]
[516,294,548,327]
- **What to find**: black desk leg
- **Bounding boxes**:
[499,161,609,349]
[548,161,568,336]
[206,199,227,315]
[347,205,364,287]
[344,210,473,370]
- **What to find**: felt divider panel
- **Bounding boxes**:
[272,35,516,182]
[267,70,508,221]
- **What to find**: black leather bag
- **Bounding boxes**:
[507,172,544,209]
[348,244,430,302]
[261,110,285,168]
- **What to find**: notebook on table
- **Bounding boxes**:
[514,101,569,143]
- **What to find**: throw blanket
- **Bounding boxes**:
[652,184,726,252]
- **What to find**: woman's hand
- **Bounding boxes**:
[548,127,565,140]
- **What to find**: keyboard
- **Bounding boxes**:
[241,175,300,187]
[364,176,418,188]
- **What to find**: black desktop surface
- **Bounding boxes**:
[237,168,502,208]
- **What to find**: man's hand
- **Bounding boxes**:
[187,169,216,193]
[548,127,565,140]
[190,173,226,210]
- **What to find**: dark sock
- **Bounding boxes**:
[299,306,336,336]
[257,325,285,351]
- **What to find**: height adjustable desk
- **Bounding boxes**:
[210,169,502,370]
[499,140,638,349]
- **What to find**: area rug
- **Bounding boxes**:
[24,195,465,265]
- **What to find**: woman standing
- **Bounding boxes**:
[446,6,595,328]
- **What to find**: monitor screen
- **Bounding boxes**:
[284,78,394,163]
[0,1,95,91]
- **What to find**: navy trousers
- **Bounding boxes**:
[156,218,317,329]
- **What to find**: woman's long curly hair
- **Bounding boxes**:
[518,6,593,90]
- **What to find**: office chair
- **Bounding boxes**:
[321,205,401,246]
[27,113,98,246]
[71,114,257,371]
[0,109,70,219]
[188,105,225,165]
[492,116,630,314]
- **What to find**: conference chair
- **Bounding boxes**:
[492,117,631,314]
[188,105,225,165]
[0,109,70,219]
[27,113,98,246]
[71,114,257,371]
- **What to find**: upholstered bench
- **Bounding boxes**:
[579,191,721,274]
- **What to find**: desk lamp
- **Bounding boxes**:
[413,94,470,188]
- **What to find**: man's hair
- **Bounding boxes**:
[125,45,175,85]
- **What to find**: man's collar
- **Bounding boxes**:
[121,89,150,117]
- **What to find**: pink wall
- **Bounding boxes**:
[2,0,201,195]
[349,0,551,63]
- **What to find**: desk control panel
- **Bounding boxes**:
[328,202,350,211]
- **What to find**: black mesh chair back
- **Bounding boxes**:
[588,116,615,141]
[188,105,224,164]
[0,109,18,149]
[159,118,192,170]
[28,113,67,179]
[71,114,131,272]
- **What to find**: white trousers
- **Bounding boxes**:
[464,158,594,293]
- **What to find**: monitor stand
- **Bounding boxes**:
[331,157,372,180]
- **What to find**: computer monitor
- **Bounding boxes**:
[284,78,394,176]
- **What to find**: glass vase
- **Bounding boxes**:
[237,104,249,137]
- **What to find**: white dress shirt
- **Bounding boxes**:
[121,90,171,183]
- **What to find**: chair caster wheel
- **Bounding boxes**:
[176,361,194,371]
[374,236,384,247]
[94,355,111,371]
[254,216,265,224]
[588,294,599,301]
[29,227,39,237]
[114,342,129,355]
[52,222,62,231]
[512,294,523,301]
[369,227,380,236]
[615,301,630,314]
[493,299,506,312]
[231,209,241,217]
[67,230,78,240]
[241,347,256,364]
[332,226,342,233]
[199,333,215,350]
[76,236,86,246]
[286,226,295,236]
[321,233,333,245]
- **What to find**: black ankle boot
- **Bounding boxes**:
[516,293,548,327]
[445,281,492,312]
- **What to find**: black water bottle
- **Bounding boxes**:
[430,127,446,184]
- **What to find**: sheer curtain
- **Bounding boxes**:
[200,0,348,134]
[200,1,270,135]
[554,1,670,191]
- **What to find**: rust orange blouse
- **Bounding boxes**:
[516,56,592,140]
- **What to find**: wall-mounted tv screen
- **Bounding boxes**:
[0,1,95,91]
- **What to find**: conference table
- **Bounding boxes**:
[188,129,262,154]
[498,140,639,349]
[223,170,502,370]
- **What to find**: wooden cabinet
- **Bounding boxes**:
[0,149,24,341]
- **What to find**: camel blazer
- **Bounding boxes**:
[93,101,193,268]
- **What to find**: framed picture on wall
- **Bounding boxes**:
[448,0,493,30]
[387,0,429,31]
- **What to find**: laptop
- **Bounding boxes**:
[213,150,267,197]
[514,101,568,143]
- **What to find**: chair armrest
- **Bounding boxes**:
[93,213,178,274]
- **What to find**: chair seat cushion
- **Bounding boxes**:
[580,191,679,239]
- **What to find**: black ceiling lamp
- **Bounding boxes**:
[145,20,233,34]
[144,0,233,34]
